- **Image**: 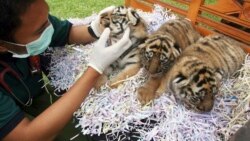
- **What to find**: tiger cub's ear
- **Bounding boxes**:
[100,12,111,28]
[172,43,181,58]
[127,8,140,26]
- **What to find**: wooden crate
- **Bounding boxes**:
[125,0,250,53]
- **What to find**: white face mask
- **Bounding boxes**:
[1,24,54,58]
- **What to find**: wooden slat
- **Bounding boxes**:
[186,0,204,24]
[194,26,214,36]
[201,5,250,28]
[196,16,250,45]
[174,0,191,5]
[239,2,250,21]
[205,0,242,14]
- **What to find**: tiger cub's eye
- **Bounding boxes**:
[199,90,206,97]
[190,96,200,104]
[160,54,166,60]
[180,93,186,98]
[148,52,153,58]
[145,51,153,59]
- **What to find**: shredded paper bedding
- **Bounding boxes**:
[46,5,250,141]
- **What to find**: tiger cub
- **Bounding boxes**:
[137,18,201,105]
[156,34,246,112]
[94,6,148,89]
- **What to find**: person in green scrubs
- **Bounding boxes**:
[0,0,132,140]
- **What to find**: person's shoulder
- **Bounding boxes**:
[48,14,71,26]
[48,14,60,22]
[48,14,72,47]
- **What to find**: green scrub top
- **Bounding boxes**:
[0,15,72,139]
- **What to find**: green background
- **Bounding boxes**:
[46,0,216,19]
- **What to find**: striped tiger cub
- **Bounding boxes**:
[156,34,246,112]
[94,6,148,89]
[137,18,201,105]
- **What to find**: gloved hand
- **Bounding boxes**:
[89,6,116,38]
[88,28,132,74]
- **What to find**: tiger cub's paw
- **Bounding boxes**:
[137,86,156,105]
[155,88,165,98]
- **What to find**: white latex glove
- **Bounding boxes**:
[89,28,132,74]
[89,6,116,38]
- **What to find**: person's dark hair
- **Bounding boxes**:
[0,0,36,41]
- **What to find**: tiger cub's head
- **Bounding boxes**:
[99,6,147,45]
[171,67,222,112]
[139,18,201,75]
[139,33,181,75]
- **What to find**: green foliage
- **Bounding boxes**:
[161,0,216,10]
[46,0,124,19]
[46,0,216,19]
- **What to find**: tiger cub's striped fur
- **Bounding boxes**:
[156,34,246,112]
[137,18,201,105]
[94,6,147,89]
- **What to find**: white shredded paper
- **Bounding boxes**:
[47,5,250,141]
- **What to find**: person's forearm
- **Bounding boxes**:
[26,67,100,140]
[68,25,96,44]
